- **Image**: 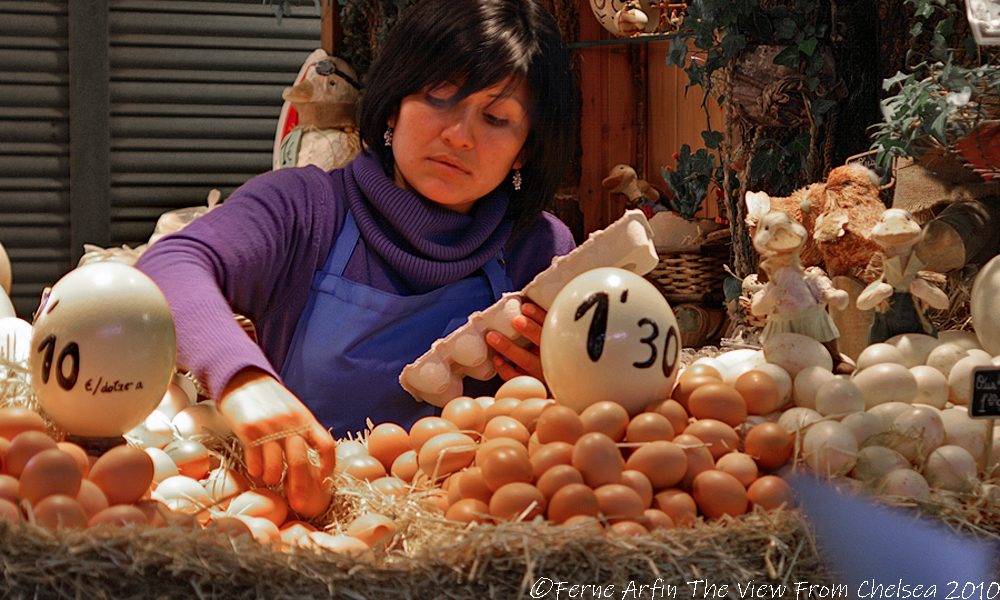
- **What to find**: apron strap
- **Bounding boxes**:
[326,211,362,276]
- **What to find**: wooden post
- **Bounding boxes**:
[321,0,342,57]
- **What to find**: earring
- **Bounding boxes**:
[512,169,522,191]
[384,127,393,147]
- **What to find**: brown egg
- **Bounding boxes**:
[371,476,407,497]
[646,399,690,436]
[484,397,522,420]
[203,467,251,509]
[0,407,47,441]
[683,419,740,460]
[163,439,211,480]
[446,498,492,525]
[594,483,645,522]
[527,431,543,456]
[0,498,21,523]
[535,404,584,445]
[571,432,623,488]
[18,448,82,505]
[687,383,748,427]
[561,514,605,534]
[88,444,154,506]
[691,470,749,519]
[479,444,533,491]
[608,520,649,537]
[133,498,175,528]
[227,489,288,527]
[420,489,449,513]
[747,475,795,511]
[441,396,487,433]
[671,375,718,410]
[489,482,546,522]
[56,441,91,479]
[474,436,525,466]
[534,464,584,501]
[510,398,554,433]
[88,504,148,527]
[76,479,109,517]
[495,375,548,401]
[456,466,492,504]
[483,415,530,445]
[408,417,458,453]
[417,432,477,478]
[0,474,19,503]
[715,452,759,488]
[340,454,387,482]
[580,402,630,441]
[619,470,654,508]
[642,508,675,531]
[673,433,716,491]
[625,412,675,443]
[32,494,89,529]
[5,430,57,477]
[279,520,318,546]
[652,488,698,526]
[529,442,574,479]
[207,516,255,541]
[623,440,686,490]
[390,450,419,483]
[367,422,411,471]
[546,482,598,524]
[734,370,783,415]
[743,422,795,472]
[679,363,723,381]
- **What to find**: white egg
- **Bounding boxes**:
[777,407,823,434]
[144,447,179,485]
[125,420,172,450]
[926,343,970,379]
[890,405,945,462]
[172,403,231,439]
[801,420,858,476]
[924,445,978,492]
[335,440,368,472]
[144,410,176,439]
[879,468,929,501]
[715,348,763,371]
[0,317,32,365]
[204,467,251,510]
[692,356,728,380]
[301,532,371,557]
[947,354,994,405]
[814,377,865,417]
[793,366,837,410]
[867,402,917,431]
[763,332,832,378]
[156,382,193,420]
[856,343,907,371]
[852,446,910,482]
[853,363,917,408]
[940,407,990,467]
[155,475,211,514]
[233,515,280,544]
[909,366,950,409]
[841,411,884,446]
[885,333,941,368]
[937,330,984,352]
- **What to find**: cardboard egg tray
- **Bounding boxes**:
[399,209,659,406]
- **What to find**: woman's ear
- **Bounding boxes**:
[513,147,528,170]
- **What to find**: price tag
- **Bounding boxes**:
[969,366,1000,419]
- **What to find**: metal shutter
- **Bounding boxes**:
[109,0,321,247]
[0,0,71,319]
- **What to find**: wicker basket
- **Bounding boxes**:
[647,240,730,306]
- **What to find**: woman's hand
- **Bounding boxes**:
[217,368,336,517]
[485,302,547,382]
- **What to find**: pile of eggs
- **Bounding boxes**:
[336,374,797,538]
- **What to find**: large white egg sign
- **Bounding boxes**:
[29,262,177,438]
[971,255,1000,357]
[540,267,680,415]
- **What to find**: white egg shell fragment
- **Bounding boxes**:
[814,377,865,417]
[852,363,917,408]
[841,411,885,446]
[793,366,837,410]
[885,333,941,368]
[856,343,907,371]
[879,468,930,501]
[802,420,859,477]
[926,343,970,379]
[399,210,658,407]
[763,333,833,378]
[909,366,950,409]
[541,267,680,416]
[947,354,994,405]
[852,446,911,482]
[924,445,978,492]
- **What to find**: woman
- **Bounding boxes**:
[135,0,577,516]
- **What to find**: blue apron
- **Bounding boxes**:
[280,212,512,439]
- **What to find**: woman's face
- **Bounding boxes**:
[390,77,531,214]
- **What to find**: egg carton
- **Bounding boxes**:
[399,209,659,406]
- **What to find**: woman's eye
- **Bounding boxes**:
[484,113,509,126]
[425,94,450,107]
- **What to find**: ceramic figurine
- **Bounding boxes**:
[602,164,664,219]
[750,211,850,371]
[856,208,949,344]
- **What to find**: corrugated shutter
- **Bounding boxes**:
[0,0,71,318]
[108,0,322,247]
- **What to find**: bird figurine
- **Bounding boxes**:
[273,50,362,172]
[602,164,665,219]
[751,210,851,371]
[613,1,649,37]
[856,208,949,344]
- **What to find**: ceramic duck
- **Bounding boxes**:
[856,208,949,344]
[602,164,664,218]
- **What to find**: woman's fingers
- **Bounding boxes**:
[260,440,285,486]
[284,435,333,518]
[486,331,544,381]
[306,423,338,480]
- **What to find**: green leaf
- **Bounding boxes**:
[750,150,781,181]
[773,46,800,68]
[702,130,724,149]
[799,36,818,57]
[775,17,798,39]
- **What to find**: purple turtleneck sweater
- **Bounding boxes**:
[135,152,575,400]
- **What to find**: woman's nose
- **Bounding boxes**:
[441,108,474,149]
